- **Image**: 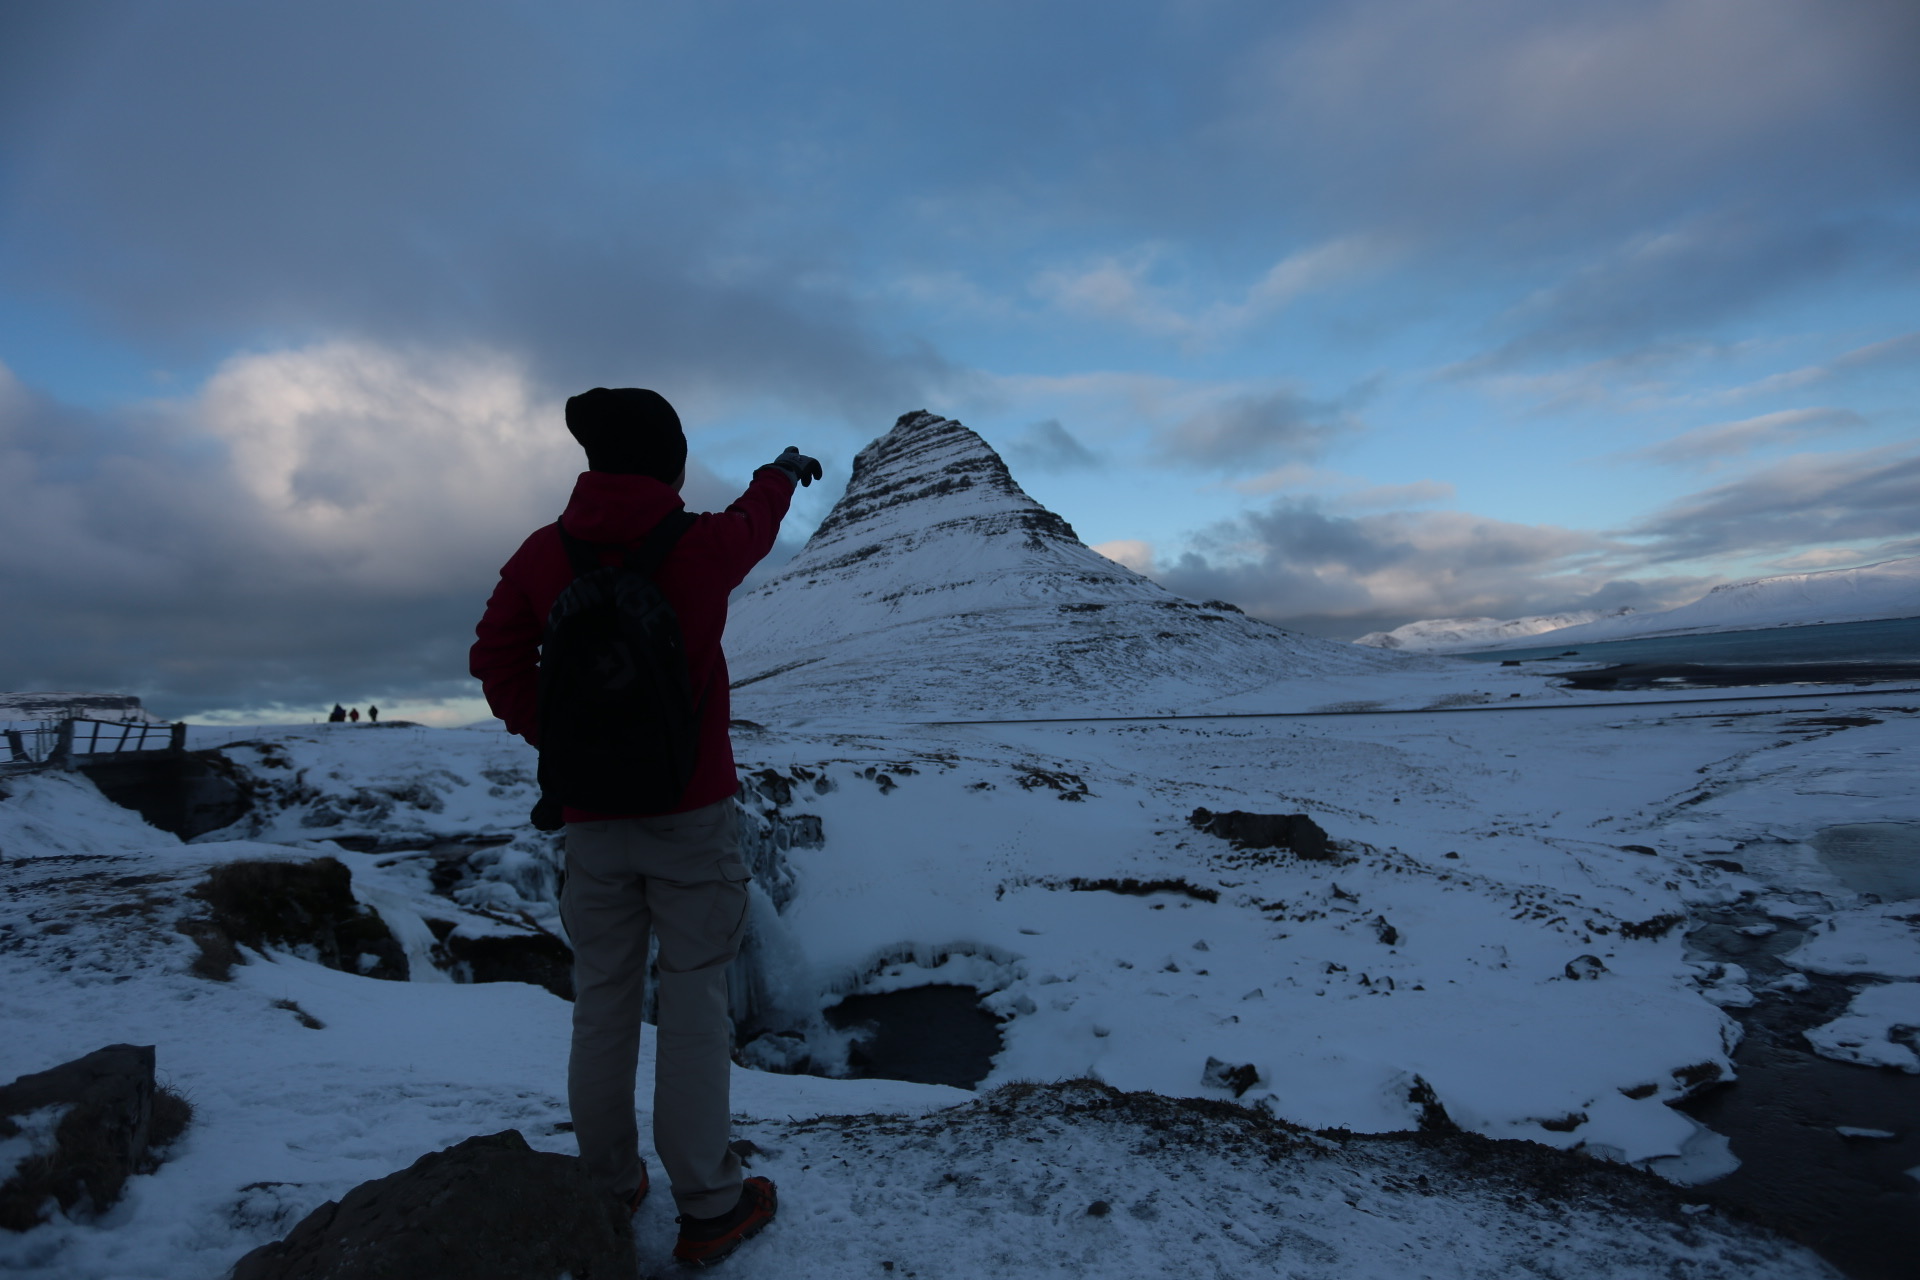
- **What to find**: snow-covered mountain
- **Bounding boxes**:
[729,411,1408,718]
[1354,556,1920,654]
[1353,609,1634,653]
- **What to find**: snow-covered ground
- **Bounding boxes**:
[1368,557,1920,654]
[9,694,1913,1278]
[5,414,1912,1277]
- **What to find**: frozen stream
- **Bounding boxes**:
[1814,822,1920,902]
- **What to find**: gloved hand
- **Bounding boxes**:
[529,793,563,833]
[764,446,823,488]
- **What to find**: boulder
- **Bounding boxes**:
[1189,808,1331,860]
[229,1129,637,1280]
[1201,1056,1260,1098]
[425,919,575,1000]
[182,857,407,982]
[1565,955,1609,981]
[0,1044,155,1230]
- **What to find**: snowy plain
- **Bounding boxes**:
[5,413,1915,1277]
[9,692,1910,1279]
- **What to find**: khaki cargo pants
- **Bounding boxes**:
[561,799,751,1218]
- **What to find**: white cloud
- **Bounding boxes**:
[1032,236,1390,342]
[1625,407,1866,469]
[1227,463,1334,495]
[1723,330,1920,400]
[1032,249,1183,334]
[1091,539,1157,576]
[1158,389,1359,469]
[190,341,569,590]
[0,343,612,713]
[1333,480,1456,511]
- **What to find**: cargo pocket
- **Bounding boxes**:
[705,857,753,958]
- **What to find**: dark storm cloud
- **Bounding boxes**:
[1623,446,1920,564]
[1156,389,1359,469]
[1236,0,1920,240]
[1155,443,1920,636]
[1219,1,1920,371]
[1463,216,1863,369]
[1153,496,1627,636]
[1005,419,1101,472]
[0,358,555,717]
[0,1,955,421]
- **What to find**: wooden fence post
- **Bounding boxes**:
[171,722,188,753]
[52,719,75,769]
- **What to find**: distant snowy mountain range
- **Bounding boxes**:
[1352,609,1636,653]
[1354,557,1920,654]
[729,411,1410,718]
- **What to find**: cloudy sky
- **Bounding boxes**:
[3,0,1917,722]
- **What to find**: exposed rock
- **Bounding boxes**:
[1013,875,1219,904]
[1188,808,1332,860]
[79,749,251,838]
[1617,912,1686,941]
[1565,955,1609,980]
[1201,1056,1260,1098]
[228,1129,637,1280]
[427,919,574,1000]
[180,857,407,981]
[0,1044,156,1230]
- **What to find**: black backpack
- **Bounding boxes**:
[531,511,702,828]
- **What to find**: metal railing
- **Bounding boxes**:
[2,717,187,775]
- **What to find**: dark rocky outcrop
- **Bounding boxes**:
[79,749,250,838]
[180,857,406,981]
[426,920,574,1000]
[1189,808,1332,860]
[1201,1056,1260,1098]
[1565,954,1609,980]
[229,1129,637,1280]
[0,1043,183,1230]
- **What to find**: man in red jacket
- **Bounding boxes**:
[470,387,820,1266]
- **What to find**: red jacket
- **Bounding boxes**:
[470,468,794,819]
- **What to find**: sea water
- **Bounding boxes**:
[1452,614,1920,666]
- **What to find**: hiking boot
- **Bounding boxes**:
[672,1176,777,1267]
[624,1162,650,1214]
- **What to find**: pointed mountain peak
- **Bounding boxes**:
[728,410,1404,718]
[744,411,1140,616]
[807,410,1078,552]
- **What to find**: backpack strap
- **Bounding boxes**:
[624,509,697,578]
[554,509,697,580]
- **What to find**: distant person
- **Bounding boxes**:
[367,705,379,723]
[328,704,347,723]
[470,386,818,1266]
[348,707,359,723]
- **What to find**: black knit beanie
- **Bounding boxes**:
[564,387,686,481]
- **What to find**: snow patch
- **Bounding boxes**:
[1804,982,1920,1072]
